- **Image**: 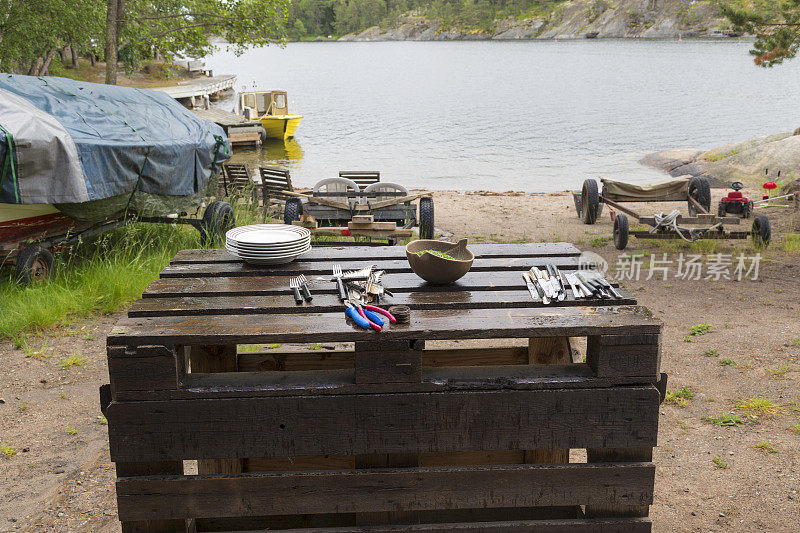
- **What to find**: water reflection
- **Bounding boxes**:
[232,138,305,182]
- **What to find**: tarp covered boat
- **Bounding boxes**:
[0,74,230,223]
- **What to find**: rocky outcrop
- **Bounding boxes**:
[339,0,735,42]
[642,131,800,187]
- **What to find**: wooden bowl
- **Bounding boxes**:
[405,239,474,284]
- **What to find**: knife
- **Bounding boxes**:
[522,272,539,301]
[529,268,551,304]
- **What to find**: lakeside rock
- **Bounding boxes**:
[642,131,800,187]
[339,1,735,42]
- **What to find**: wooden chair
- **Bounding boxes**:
[258,166,294,221]
[220,163,253,197]
[339,170,380,190]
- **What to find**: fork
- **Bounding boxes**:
[332,264,347,301]
[297,274,313,302]
[289,277,303,305]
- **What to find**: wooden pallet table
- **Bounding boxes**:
[102,243,666,532]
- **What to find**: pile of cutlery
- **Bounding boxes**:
[522,264,622,304]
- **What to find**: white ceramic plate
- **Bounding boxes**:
[226,235,309,248]
[226,244,311,257]
[226,224,310,241]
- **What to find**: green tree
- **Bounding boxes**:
[0,0,105,75]
[723,0,800,67]
[104,0,291,84]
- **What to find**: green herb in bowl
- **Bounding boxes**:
[415,249,457,261]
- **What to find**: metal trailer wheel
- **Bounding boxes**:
[613,213,629,250]
[751,214,771,248]
[200,201,235,246]
[688,176,711,216]
[15,244,54,284]
[419,196,434,240]
[284,198,303,225]
[581,179,599,225]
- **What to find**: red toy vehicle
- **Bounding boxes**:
[718,182,752,218]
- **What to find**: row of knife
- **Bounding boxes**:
[522,264,623,304]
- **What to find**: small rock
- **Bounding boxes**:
[21,448,28,453]
[0,398,5,404]
[719,512,726,517]
[53,468,65,474]
[40,379,47,384]
[691,511,696,516]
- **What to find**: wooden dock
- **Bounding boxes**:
[191,105,263,148]
[155,74,237,108]
[191,105,259,129]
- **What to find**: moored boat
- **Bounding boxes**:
[237,90,302,140]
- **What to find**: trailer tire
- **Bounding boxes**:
[581,179,599,225]
[419,196,434,239]
[200,201,235,246]
[688,176,711,216]
[284,198,302,225]
[751,215,771,248]
[15,244,53,284]
[613,213,629,250]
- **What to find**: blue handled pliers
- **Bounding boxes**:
[344,299,385,332]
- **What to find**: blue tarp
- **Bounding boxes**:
[0,74,230,207]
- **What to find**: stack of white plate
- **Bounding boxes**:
[225,224,311,265]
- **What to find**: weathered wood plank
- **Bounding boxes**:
[109,306,660,346]
[585,448,654,519]
[142,270,619,299]
[235,345,531,372]
[116,461,186,532]
[107,386,660,462]
[111,364,661,402]
[188,345,244,476]
[170,243,582,264]
[108,347,178,397]
[115,463,654,520]
[128,289,636,318]
[586,336,662,379]
[158,256,590,279]
[210,517,652,532]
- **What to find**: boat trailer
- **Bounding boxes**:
[574,177,771,250]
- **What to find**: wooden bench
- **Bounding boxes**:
[339,170,380,189]
[102,243,665,532]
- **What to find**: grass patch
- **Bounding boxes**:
[689,324,712,336]
[0,444,17,458]
[308,343,322,351]
[590,237,609,247]
[719,359,736,367]
[703,349,719,358]
[59,354,86,369]
[753,441,778,454]
[712,456,728,470]
[0,204,260,340]
[770,364,791,379]
[790,424,800,436]
[24,345,51,360]
[737,397,780,418]
[781,234,800,254]
[665,386,695,407]
[65,426,78,435]
[703,412,748,427]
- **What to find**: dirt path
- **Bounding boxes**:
[1,188,799,532]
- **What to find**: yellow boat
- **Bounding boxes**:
[237,90,302,140]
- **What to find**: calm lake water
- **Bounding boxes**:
[206,40,800,192]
